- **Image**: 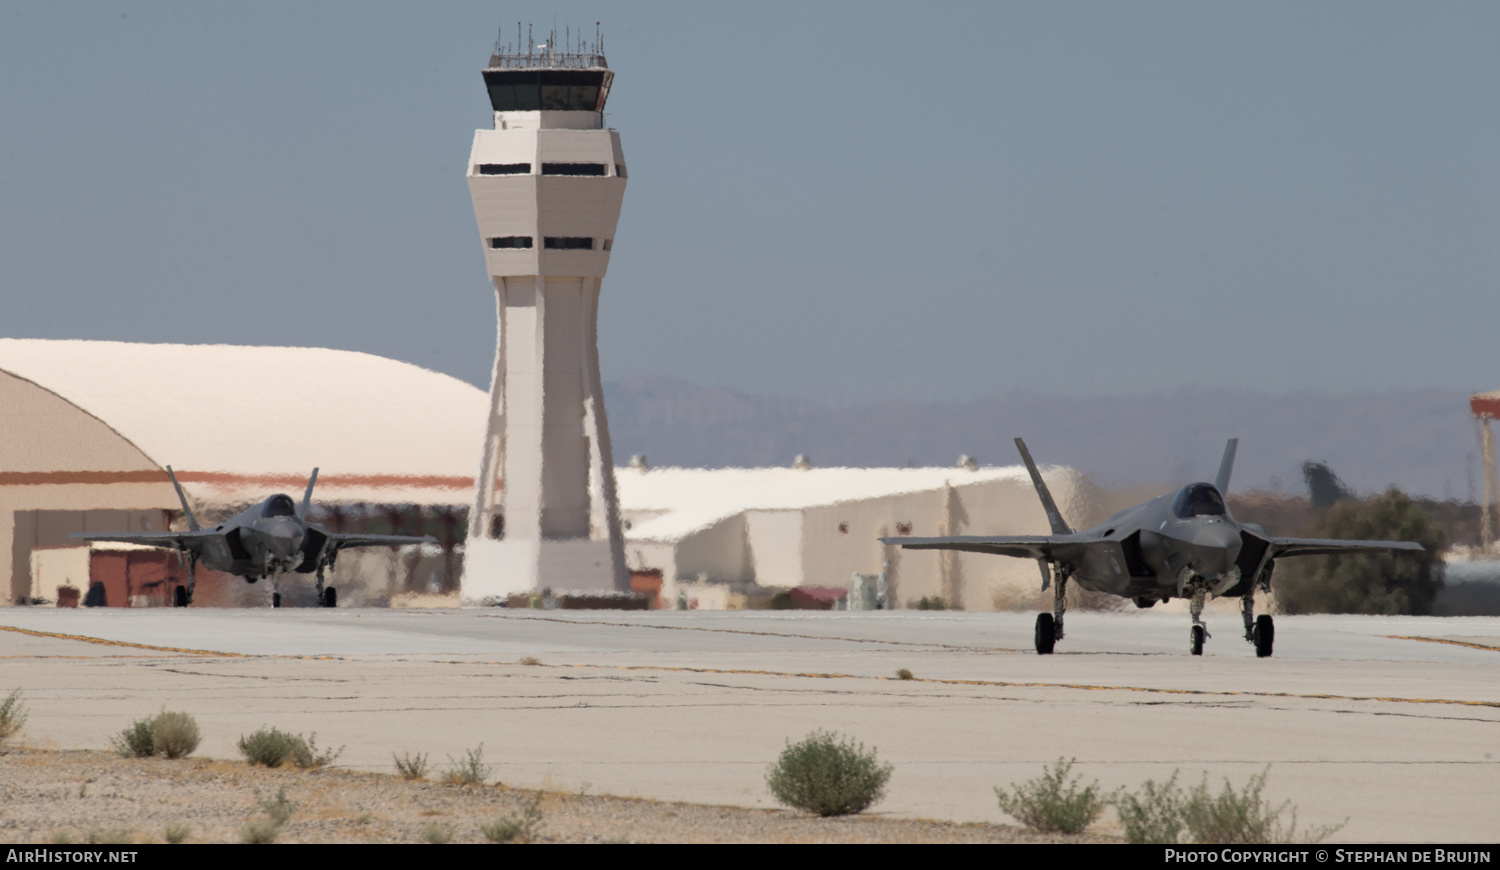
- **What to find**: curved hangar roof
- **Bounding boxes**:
[0,339,487,505]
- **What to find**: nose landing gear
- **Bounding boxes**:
[1186,575,1211,656]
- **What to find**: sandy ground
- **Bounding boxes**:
[0,748,1110,844]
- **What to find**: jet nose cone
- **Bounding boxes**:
[1194,523,1241,549]
[259,519,305,558]
[1188,523,1241,573]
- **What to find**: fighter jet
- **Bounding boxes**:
[71,467,435,608]
[881,438,1423,657]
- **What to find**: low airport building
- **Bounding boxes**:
[615,462,1124,610]
[0,338,486,606]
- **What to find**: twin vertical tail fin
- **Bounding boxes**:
[1215,438,1239,494]
[165,466,201,531]
[299,468,319,520]
[1014,438,1074,536]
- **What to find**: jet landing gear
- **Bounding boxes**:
[1241,593,1274,658]
[1035,567,1069,655]
[315,564,337,608]
[1185,575,1212,656]
[173,552,197,607]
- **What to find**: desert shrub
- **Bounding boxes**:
[239,789,294,843]
[152,711,200,759]
[289,733,342,770]
[238,727,339,769]
[520,655,541,666]
[994,757,1104,834]
[911,596,949,610]
[394,750,429,781]
[895,668,914,681]
[239,728,301,767]
[113,718,157,758]
[422,820,454,844]
[1113,767,1344,844]
[445,744,490,786]
[1114,771,1186,844]
[163,821,191,844]
[86,827,134,845]
[1276,489,1444,615]
[481,793,544,843]
[258,788,297,825]
[0,690,27,743]
[766,730,893,817]
[113,711,200,759]
[1180,768,1343,844]
[239,818,280,844]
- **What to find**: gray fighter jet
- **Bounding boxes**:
[882,439,1423,657]
[71,467,435,608]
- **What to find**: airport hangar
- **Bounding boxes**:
[0,337,1113,610]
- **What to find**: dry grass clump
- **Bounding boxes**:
[0,690,27,745]
[394,750,429,781]
[766,730,893,817]
[481,794,544,843]
[444,744,491,785]
[239,787,296,844]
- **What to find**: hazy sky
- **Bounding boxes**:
[2,2,1497,403]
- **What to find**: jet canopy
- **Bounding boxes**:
[1172,483,1227,519]
[261,494,297,518]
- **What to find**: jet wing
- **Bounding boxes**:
[69,530,218,551]
[1265,537,1424,558]
[323,532,437,550]
[880,534,1092,561]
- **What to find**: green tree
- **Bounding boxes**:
[1276,488,1444,615]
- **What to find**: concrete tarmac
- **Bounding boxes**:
[1,607,1496,842]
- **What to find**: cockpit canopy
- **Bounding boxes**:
[262,494,297,518]
[1172,483,1227,519]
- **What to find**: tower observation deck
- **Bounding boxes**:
[461,30,629,602]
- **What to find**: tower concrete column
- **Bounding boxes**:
[460,37,628,603]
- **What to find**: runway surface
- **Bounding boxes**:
[1,607,1496,842]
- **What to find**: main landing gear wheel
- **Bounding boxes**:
[1253,615,1274,658]
[321,587,337,608]
[1190,624,1206,656]
[173,586,189,608]
[272,592,282,609]
[1034,613,1056,655]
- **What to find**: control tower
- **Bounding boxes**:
[461,30,628,602]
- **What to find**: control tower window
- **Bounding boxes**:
[477,163,531,175]
[483,69,612,113]
[542,163,607,176]
[615,164,627,178]
[544,237,593,250]
[602,239,613,251]
[490,236,534,249]
[1172,483,1228,519]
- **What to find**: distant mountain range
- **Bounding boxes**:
[603,379,1483,501]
